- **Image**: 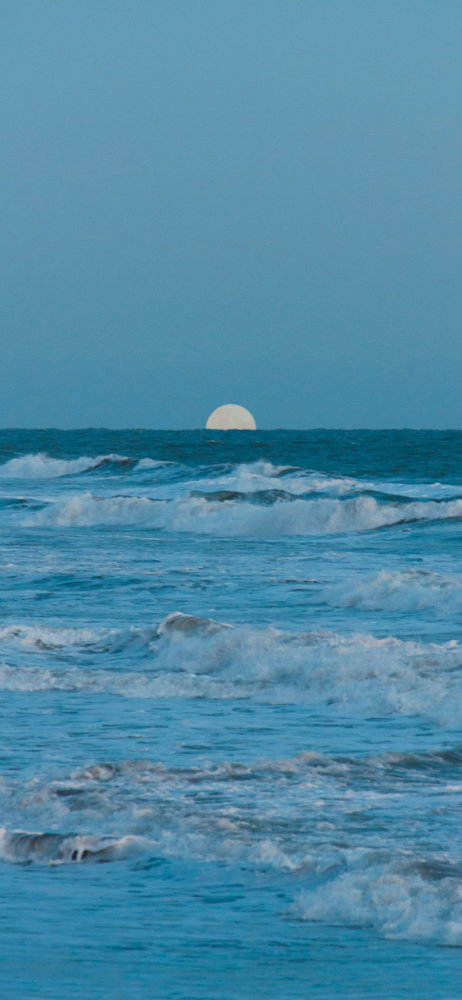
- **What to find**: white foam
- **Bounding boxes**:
[0,453,126,479]
[296,849,462,946]
[1,618,461,722]
[2,746,461,944]
[322,568,462,613]
[373,480,462,500]
[0,621,159,654]
[0,623,101,650]
[24,490,462,535]
[184,462,361,499]
[134,458,169,471]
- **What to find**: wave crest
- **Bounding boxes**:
[23,491,462,535]
[0,453,133,479]
[0,828,147,864]
[0,616,461,721]
[295,849,462,946]
[322,568,462,613]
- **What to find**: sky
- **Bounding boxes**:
[1,0,462,429]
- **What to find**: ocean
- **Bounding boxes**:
[1,428,462,999]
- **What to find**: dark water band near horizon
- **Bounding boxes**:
[1,429,462,999]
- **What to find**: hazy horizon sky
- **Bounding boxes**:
[2,1,462,428]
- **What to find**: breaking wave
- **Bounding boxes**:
[322,568,462,613]
[0,453,134,479]
[0,452,367,496]
[181,461,362,498]
[3,742,462,949]
[0,613,227,655]
[0,829,148,864]
[1,613,461,721]
[295,848,462,946]
[23,490,462,535]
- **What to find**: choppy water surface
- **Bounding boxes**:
[1,429,462,998]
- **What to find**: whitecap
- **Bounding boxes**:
[295,848,462,946]
[1,617,461,722]
[23,490,462,536]
[0,453,128,479]
[322,568,462,614]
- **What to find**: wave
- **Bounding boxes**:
[65,744,462,787]
[4,452,462,509]
[322,568,462,613]
[0,623,109,651]
[190,461,362,497]
[23,490,462,535]
[295,848,462,946]
[133,457,172,473]
[157,611,232,636]
[0,828,147,864]
[4,745,462,951]
[377,744,462,774]
[0,613,227,654]
[0,453,136,479]
[1,614,461,721]
[0,452,366,495]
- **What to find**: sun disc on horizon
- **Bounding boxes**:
[206,404,256,430]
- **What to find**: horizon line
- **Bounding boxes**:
[1,426,461,433]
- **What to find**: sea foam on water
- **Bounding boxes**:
[2,430,462,998]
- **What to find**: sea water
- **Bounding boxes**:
[1,429,462,999]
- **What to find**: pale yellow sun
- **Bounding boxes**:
[206,404,256,430]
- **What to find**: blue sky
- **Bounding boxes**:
[1,1,462,427]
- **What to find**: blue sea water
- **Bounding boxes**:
[1,429,462,999]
